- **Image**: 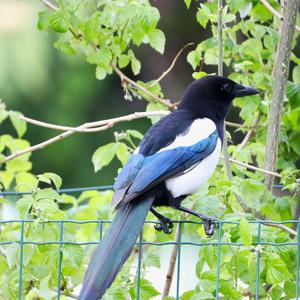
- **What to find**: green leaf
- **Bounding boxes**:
[39,275,51,300]
[37,173,62,189]
[266,253,292,284]
[187,50,202,70]
[35,198,60,214]
[239,218,252,246]
[233,179,265,209]
[293,65,300,84]
[37,11,50,31]
[146,102,166,124]
[115,143,129,165]
[3,244,19,268]
[148,29,166,54]
[127,50,141,75]
[62,245,84,268]
[127,130,144,140]
[196,7,210,28]
[139,6,160,32]
[54,39,76,55]
[16,195,34,218]
[270,285,283,299]
[118,54,130,68]
[49,11,70,33]
[192,71,207,79]
[184,0,192,9]
[92,143,117,172]
[284,281,296,299]
[181,290,196,299]
[82,11,100,42]
[239,3,253,19]
[130,278,160,300]
[9,111,27,137]
[144,248,160,268]
[131,58,141,76]
[220,281,242,299]
[96,67,107,80]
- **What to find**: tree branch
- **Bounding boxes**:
[19,111,169,133]
[161,226,179,299]
[111,64,174,109]
[225,156,300,184]
[40,0,59,11]
[150,42,195,87]
[237,112,261,151]
[0,111,169,164]
[264,0,299,189]
[260,0,300,32]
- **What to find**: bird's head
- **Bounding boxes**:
[179,75,260,121]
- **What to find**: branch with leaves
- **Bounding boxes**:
[260,0,300,32]
[0,111,169,164]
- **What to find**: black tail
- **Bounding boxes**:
[79,195,154,299]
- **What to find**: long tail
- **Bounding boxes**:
[79,195,155,300]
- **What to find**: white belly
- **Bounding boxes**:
[165,138,222,198]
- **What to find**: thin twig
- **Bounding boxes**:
[40,0,59,11]
[260,0,300,32]
[111,64,174,109]
[40,0,174,110]
[0,111,169,164]
[237,113,261,150]
[162,227,179,299]
[162,203,196,298]
[267,223,297,237]
[225,121,251,129]
[150,42,195,87]
[20,111,169,133]
[224,156,300,184]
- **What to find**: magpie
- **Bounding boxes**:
[79,75,259,300]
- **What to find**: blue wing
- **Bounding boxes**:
[112,131,218,208]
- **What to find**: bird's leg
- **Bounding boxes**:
[150,208,174,234]
[176,206,217,237]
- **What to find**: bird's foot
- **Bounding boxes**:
[202,217,218,237]
[154,216,174,234]
[175,205,218,238]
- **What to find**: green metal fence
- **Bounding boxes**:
[1,186,299,300]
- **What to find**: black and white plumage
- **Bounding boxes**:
[79,76,260,300]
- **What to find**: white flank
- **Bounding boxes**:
[163,117,221,198]
[166,139,221,197]
[158,118,217,153]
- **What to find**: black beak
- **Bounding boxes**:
[234,84,260,97]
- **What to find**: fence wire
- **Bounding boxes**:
[0,185,299,299]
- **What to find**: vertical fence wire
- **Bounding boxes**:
[136,231,143,300]
[215,221,222,300]
[56,220,64,300]
[296,222,300,298]
[17,220,25,300]
[99,220,103,240]
[176,222,182,300]
[1,187,299,299]
[255,222,262,300]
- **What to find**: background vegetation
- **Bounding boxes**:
[0,0,300,299]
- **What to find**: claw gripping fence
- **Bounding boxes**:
[1,185,300,300]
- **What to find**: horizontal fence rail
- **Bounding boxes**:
[1,219,300,299]
[0,186,299,300]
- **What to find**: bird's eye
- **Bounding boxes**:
[222,83,232,92]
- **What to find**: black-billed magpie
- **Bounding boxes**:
[79,75,259,300]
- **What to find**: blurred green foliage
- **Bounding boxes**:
[0,0,300,299]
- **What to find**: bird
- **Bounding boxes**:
[79,75,259,300]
